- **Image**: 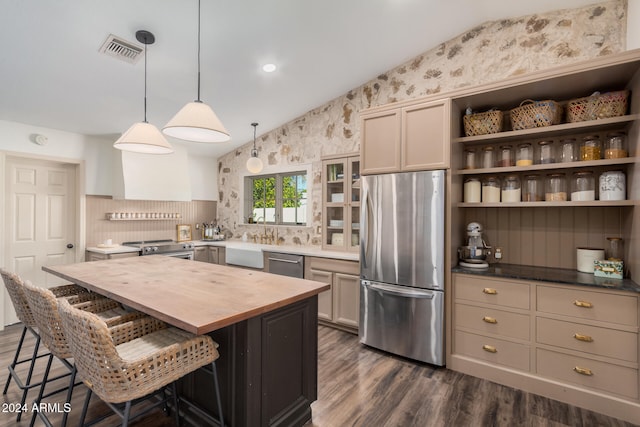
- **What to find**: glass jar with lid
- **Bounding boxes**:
[463,177,481,203]
[545,173,567,201]
[604,132,628,159]
[580,135,602,161]
[482,176,501,203]
[481,146,495,169]
[606,237,624,261]
[570,171,595,201]
[464,148,477,169]
[516,143,533,166]
[537,140,556,164]
[497,145,514,167]
[523,174,543,202]
[559,138,577,163]
[599,170,626,200]
[501,175,521,203]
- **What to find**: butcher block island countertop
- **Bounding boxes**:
[44,255,329,335]
[45,255,331,427]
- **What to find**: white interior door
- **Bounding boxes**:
[3,156,77,326]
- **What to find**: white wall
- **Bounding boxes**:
[628,0,640,50]
[0,119,218,200]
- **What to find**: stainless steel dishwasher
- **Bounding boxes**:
[266,252,304,278]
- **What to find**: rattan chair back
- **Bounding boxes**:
[1,268,36,327]
[22,280,73,359]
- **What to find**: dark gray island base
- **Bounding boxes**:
[178,297,318,427]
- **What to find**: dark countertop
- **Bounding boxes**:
[452,263,640,294]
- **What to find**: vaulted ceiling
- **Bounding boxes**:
[0,0,600,157]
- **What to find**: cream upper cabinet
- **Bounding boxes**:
[360,98,451,175]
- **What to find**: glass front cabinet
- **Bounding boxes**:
[322,153,360,252]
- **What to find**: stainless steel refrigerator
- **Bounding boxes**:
[359,170,445,365]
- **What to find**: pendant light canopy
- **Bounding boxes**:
[163,0,230,143]
[246,122,263,174]
[114,30,173,154]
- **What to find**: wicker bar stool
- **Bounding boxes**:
[22,280,147,427]
[57,298,225,427]
[0,268,88,422]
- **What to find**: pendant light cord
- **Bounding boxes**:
[196,0,202,102]
[143,40,148,123]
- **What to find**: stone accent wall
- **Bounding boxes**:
[218,0,627,246]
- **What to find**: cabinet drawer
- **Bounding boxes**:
[537,286,638,327]
[454,274,530,310]
[537,348,639,400]
[537,317,638,363]
[454,330,530,371]
[455,303,530,341]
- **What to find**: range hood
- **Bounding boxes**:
[113,144,192,201]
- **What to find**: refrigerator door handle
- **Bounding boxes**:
[363,281,435,299]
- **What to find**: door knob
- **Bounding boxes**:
[66,244,74,249]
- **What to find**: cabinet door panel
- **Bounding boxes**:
[402,99,450,171]
[307,268,333,321]
[334,273,359,328]
[361,110,401,175]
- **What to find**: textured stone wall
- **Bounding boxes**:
[218,0,627,246]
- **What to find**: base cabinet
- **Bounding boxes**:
[450,273,640,425]
[304,256,359,333]
[85,251,138,261]
[195,246,226,264]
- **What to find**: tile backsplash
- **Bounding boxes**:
[86,195,217,247]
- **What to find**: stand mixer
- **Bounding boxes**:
[458,222,491,268]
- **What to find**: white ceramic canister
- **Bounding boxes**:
[576,247,605,273]
[599,171,626,201]
[463,178,481,203]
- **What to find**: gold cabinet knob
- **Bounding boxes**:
[573,300,593,308]
[482,316,497,324]
[483,288,497,295]
[482,344,497,353]
[573,333,593,342]
[573,366,593,376]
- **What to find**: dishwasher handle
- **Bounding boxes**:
[267,257,302,264]
[363,281,435,299]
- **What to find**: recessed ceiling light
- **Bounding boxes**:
[262,63,277,73]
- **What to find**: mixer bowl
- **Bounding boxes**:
[458,245,489,261]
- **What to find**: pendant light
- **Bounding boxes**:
[163,0,230,143]
[114,30,173,154]
[246,122,263,174]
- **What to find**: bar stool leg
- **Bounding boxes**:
[3,325,27,394]
[80,388,92,426]
[170,382,180,426]
[212,361,224,427]
[60,365,77,427]
[29,354,54,427]
[122,401,132,427]
[17,332,42,421]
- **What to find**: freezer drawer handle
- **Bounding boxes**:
[573,366,593,376]
[482,344,497,353]
[573,300,593,308]
[268,257,301,264]
[364,282,435,299]
[482,288,498,295]
[482,316,497,324]
[573,333,593,342]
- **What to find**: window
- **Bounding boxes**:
[245,171,307,225]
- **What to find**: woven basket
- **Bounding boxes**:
[463,110,503,136]
[567,90,629,122]
[510,100,563,130]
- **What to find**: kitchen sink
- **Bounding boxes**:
[225,243,265,269]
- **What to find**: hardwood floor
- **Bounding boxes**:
[0,323,635,426]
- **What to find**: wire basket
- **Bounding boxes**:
[463,110,503,136]
[566,90,629,122]
[510,100,563,130]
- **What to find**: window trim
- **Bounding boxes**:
[238,163,312,227]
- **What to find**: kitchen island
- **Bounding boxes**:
[44,255,330,427]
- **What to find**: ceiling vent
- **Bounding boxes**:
[99,34,143,64]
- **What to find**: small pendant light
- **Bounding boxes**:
[163,0,230,143]
[246,122,263,174]
[114,30,173,154]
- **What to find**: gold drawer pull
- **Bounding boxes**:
[482,344,497,353]
[573,366,593,376]
[573,300,593,308]
[573,333,593,342]
[483,288,497,295]
[482,316,497,324]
